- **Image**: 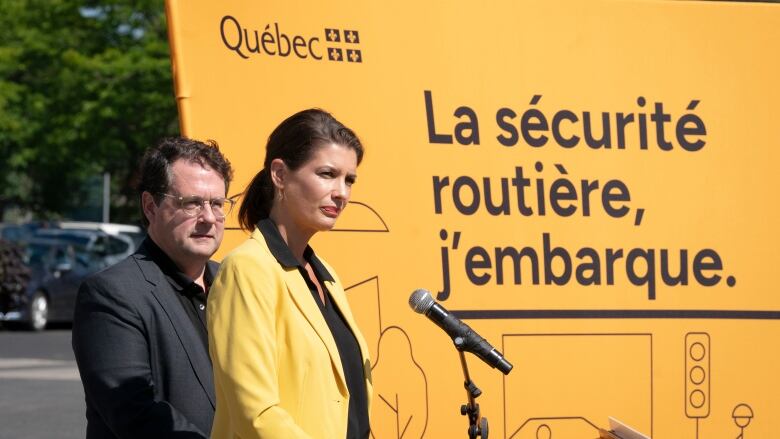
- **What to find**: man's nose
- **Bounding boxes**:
[198,201,218,223]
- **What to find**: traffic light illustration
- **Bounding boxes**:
[685,332,711,418]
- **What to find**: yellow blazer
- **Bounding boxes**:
[208,228,372,439]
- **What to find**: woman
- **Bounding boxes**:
[208,109,372,439]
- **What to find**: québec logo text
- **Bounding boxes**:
[220,15,363,63]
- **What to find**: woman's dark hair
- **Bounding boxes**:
[238,108,364,231]
[137,137,234,227]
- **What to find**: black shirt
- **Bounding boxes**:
[143,237,215,350]
[258,219,370,439]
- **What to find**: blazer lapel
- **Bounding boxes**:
[282,268,349,396]
[326,278,374,409]
[135,254,216,407]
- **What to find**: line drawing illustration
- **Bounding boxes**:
[334,200,427,439]
[346,277,430,439]
[502,333,653,439]
[731,403,753,439]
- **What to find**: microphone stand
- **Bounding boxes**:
[455,337,489,439]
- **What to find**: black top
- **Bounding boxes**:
[144,237,214,350]
[258,219,370,439]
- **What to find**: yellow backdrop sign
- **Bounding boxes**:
[166,0,780,437]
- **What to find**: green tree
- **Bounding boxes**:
[0,0,177,223]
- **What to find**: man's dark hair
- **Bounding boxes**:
[137,137,234,227]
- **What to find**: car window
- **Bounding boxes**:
[34,230,92,247]
[24,242,84,268]
[74,250,98,267]
[107,236,130,255]
[122,232,146,249]
[54,246,70,265]
[90,236,108,256]
[24,243,51,266]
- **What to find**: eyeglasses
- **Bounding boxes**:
[158,193,235,219]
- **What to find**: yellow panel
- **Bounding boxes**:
[167,0,780,437]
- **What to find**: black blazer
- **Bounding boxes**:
[72,241,216,438]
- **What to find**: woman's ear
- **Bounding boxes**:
[270,158,287,190]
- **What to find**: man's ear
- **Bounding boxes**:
[270,158,287,190]
[141,192,158,224]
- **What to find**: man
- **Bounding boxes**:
[72,137,233,438]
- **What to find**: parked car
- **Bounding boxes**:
[32,228,136,268]
[0,222,49,242]
[0,222,145,330]
[56,221,146,249]
[0,237,104,330]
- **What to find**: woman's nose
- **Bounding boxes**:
[333,179,350,200]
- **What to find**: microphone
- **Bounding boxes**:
[409,289,513,375]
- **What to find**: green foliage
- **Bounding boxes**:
[0,0,178,222]
[0,239,30,297]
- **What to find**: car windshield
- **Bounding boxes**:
[23,241,89,268]
[34,231,92,246]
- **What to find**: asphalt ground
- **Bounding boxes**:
[0,327,85,439]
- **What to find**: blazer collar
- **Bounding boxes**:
[257,218,334,282]
[132,240,217,407]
